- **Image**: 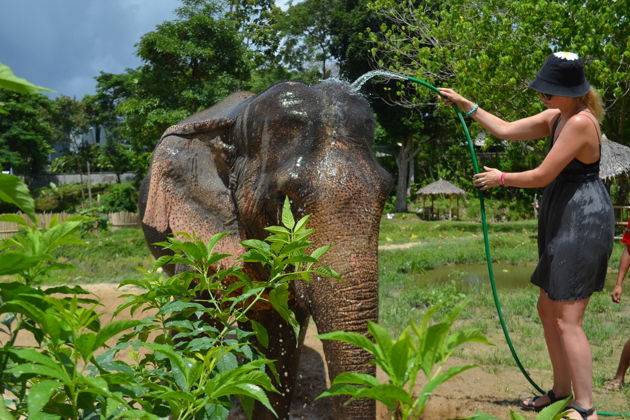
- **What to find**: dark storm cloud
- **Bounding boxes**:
[0,0,180,98]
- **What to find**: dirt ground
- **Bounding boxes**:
[24,284,629,420]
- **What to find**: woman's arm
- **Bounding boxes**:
[474,114,594,189]
[438,88,558,140]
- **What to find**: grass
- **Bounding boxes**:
[49,228,155,284]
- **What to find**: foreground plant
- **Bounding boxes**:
[317,300,492,420]
[466,397,571,420]
[0,176,336,419]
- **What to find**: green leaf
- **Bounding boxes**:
[241,239,271,253]
[330,372,381,387]
[0,174,35,221]
[158,301,205,316]
[319,383,412,408]
[0,397,15,420]
[27,380,60,417]
[0,252,43,275]
[317,331,377,355]
[368,321,394,358]
[464,414,503,420]
[263,226,290,235]
[93,320,141,352]
[309,245,330,260]
[0,213,28,226]
[10,348,60,370]
[249,319,269,349]
[447,328,493,352]
[75,333,97,361]
[205,231,231,254]
[8,363,70,383]
[419,323,450,375]
[537,397,571,420]
[388,336,410,384]
[293,214,311,233]
[268,285,299,339]
[215,383,277,416]
[0,63,54,94]
[281,196,295,229]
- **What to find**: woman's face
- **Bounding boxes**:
[538,92,556,107]
[538,93,576,109]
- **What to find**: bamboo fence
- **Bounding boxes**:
[0,212,140,238]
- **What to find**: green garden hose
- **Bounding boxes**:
[405,75,626,418]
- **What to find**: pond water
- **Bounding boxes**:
[418,263,618,291]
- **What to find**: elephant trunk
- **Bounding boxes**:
[289,159,390,419]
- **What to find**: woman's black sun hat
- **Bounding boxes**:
[529,51,590,97]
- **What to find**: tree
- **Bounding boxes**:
[324,0,457,212]
[365,0,630,210]
[0,90,56,182]
[113,9,250,156]
[96,141,135,183]
[279,0,340,77]
[0,63,56,183]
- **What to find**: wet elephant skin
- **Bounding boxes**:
[139,80,392,420]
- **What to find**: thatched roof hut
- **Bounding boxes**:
[600,134,630,180]
[416,179,466,220]
[417,179,466,196]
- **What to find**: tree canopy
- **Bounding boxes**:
[1,0,628,214]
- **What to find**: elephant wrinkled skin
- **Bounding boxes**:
[139,80,392,420]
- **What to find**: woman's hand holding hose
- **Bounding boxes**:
[473,166,503,190]
[438,88,478,115]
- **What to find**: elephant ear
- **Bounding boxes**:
[143,117,244,258]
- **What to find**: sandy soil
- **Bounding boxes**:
[14,283,629,420]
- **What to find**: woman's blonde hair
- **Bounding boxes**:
[579,87,605,122]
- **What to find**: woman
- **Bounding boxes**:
[439,51,614,420]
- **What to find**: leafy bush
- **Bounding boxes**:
[317,300,492,420]
[99,182,138,212]
[0,177,339,420]
[34,183,108,212]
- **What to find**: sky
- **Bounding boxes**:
[0,0,183,98]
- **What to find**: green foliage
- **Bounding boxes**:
[112,10,250,150]
[464,397,571,420]
[95,141,136,179]
[34,183,108,213]
[0,62,53,95]
[317,300,492,420]
[99,182,138,213]
[0,174,36,221]
[0,89,57,179]
[365,0,629,212]
[1,180,339,419]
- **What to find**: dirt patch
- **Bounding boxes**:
[12,284,629,419]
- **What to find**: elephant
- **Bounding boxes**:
[138,79,392,420]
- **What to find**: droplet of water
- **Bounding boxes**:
[351,70,407,91]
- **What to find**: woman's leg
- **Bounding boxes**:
[547,295,596,419]
[537,290,573,400]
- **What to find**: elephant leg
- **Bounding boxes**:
[310,293,378,420]
[249,304,309,420]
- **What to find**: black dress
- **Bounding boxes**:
[530,116,614,301]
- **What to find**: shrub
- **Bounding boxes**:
[34,183,108,212]
[0,181,340,420]
[99,182,138,213]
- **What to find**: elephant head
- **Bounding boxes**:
[139,80,392,419]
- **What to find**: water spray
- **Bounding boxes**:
[354,71,627,418]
